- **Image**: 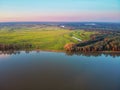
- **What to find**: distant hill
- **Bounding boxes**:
[0,22,120,31]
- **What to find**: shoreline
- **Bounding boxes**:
[0,49,120,53]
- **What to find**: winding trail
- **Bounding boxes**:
[72,36,82,41]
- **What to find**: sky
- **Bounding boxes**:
[0,0,120,22]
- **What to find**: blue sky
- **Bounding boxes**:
[0,0,120,22]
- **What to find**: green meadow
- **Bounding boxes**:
[0,26,95,50]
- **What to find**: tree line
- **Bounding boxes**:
[0,43,32,51]
[64,32,120,52]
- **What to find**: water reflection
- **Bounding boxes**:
[0,50,120,90]
[65,51,120,57]
[0,50,120,57]
[0,54,10,59]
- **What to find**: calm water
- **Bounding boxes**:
[0,51,120,90]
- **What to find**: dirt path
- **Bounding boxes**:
[72,36,82,41]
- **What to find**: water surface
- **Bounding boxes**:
[0,51,120,90]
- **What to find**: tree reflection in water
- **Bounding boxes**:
[0,50,120,57]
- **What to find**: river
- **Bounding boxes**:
[0,51,120,90]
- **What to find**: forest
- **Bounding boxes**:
[64,31,120,52]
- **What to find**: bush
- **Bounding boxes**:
[64,43,76,51]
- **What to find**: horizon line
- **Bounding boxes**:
[0,21,120,23]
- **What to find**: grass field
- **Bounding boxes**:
[0,26,96,50]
